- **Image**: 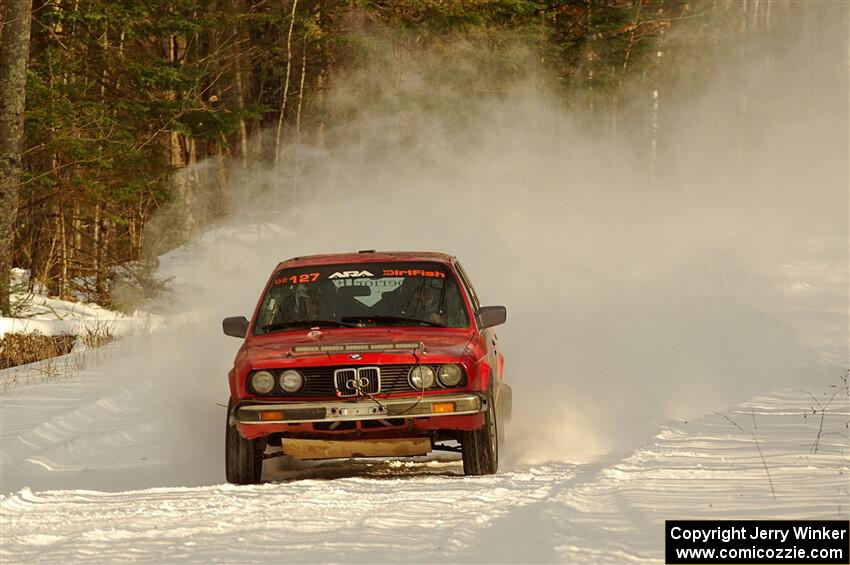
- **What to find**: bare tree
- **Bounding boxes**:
[274,0,299,169]
[0,0,33,316]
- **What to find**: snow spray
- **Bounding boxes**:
[132,4,847,474]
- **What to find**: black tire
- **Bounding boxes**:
[497,384,512,448]
[461,393,498,475]
[500,384,512,424]
[225,401,264,485]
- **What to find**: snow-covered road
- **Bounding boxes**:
[1,243,847,563]
[1,360,846,562]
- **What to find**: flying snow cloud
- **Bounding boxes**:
[124,4,847,470]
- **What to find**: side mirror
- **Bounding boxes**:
[223,316,249,338]
[479,306,507,329]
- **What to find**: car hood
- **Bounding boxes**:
[246,327,474,364]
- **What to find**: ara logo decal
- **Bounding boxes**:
[328,270,374,279]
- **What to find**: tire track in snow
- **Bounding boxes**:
[0,463,577,563]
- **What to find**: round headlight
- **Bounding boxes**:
[408,366,435,390]
[279,370,304,393]
[251,370,275,394]
[437,364,462,387]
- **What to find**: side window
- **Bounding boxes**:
[454,261,481,313]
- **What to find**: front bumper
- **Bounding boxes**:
[235,393,484,424]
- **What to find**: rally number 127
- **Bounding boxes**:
[276,272,320,285]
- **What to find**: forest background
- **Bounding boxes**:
[0,0,819,313]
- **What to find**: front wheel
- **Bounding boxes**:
[225,401,264,485]
[461,394,498,475]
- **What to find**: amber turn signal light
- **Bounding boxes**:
[259,411,284,421]
[431,402,455,414]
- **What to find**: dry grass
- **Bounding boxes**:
[83,320,115,348]
[0,332,77,370]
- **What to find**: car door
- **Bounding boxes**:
[453,260,504,390]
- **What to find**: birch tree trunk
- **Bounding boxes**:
[274,0,299,168]
[93,203,101,293]
[235,64,250,169]
[293,32,308,170]
[58,209,69,299]
[0,0,33,315]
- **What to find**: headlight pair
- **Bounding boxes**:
[408,364,463,390]
[250,369,304,395]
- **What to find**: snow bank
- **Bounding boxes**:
[1,268,158,343]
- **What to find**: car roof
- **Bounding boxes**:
[275,251,456,270]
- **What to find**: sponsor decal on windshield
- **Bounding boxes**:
[274,272,320,285]
[328,270,375,279]
[271,262,453,286]
[383,269,445,278]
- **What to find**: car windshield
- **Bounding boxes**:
[254,261,470,334]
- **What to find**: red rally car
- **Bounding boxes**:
[222,250,511,484]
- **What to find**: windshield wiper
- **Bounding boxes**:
[342,315,446,328]
[262,320,357,333]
